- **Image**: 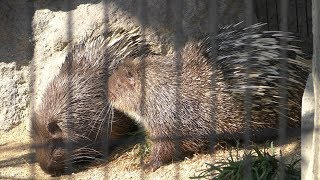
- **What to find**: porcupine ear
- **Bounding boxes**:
[122,58,140,87]
[123,66,135,87]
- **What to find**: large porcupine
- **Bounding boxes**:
[107,23,310,170]
[32,28,147,175]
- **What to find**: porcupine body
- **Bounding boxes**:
[107,23,310,170]
[32,28,147,175]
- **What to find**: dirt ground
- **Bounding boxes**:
[0,122,301,180]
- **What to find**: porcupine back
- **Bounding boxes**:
[210,22,310,133]
[106,22,310,170]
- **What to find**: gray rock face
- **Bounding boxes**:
[0,0,34,66]
[0,63,29,131]
[0,0,34,131]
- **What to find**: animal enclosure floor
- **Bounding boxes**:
[0,123,301,180]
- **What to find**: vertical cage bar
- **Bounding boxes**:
[28,1,36,178]
[207,0,218,158]
[102,0,110,178]
[275,0,280,31]
[305,0,310,37]
[137,0,147,178]
[278,0,288,179]
[312,0,320,178]
[294,0,299,33]
[244,0,253,179]
[65,0,74,174]
[244,0,253,144]
[172,0,184,178]
[265,0,270,30]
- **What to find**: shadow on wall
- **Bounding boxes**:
[33,0,313,58]
[0,0,35,67]
[32,0,253,48]
[32,0,101,11]
[0,0,313,67]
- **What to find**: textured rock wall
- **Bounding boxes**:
[0,0,34,131]
[0,63,29,131]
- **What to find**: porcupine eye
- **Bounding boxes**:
[47,122,64,156]
[47,122,62,136]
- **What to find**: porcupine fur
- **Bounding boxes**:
[32,28,148,175]
[107,22,310,170]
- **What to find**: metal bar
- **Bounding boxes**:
[244,0,253,178]
[208,0,218,157]
[278,0,289,179]
[305,0,310,37]
[275,0,280,31]
[295,0,299,33]
[312,0,320,178]
[102,0,110,178]
[27,1,36,178]
[172,0,184,178]
[265,0,270,30]
[137,0,147,178]
[65,0,75,174]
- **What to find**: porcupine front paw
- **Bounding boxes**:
[146,140,181,171]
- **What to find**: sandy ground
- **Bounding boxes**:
[0,122,301,180]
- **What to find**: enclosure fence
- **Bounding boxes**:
[0,0,319,179]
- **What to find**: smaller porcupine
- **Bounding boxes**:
[32,28,147,175]
[107,23,310,170]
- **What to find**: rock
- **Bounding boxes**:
[0,0,33,131]
[0,62,29,131]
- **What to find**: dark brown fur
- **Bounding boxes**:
[108,44,242,170]
[107,24,310,170]
[31,33,142,175]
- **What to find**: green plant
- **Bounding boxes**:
[191,142,300,180]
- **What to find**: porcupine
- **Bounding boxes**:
[31,28,148,175]
[107,22,310,170]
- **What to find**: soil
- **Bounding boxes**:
[0,122,301,179]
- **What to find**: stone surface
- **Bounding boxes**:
[0,0,34,66]
[0,0,34,131]
[0,63,29,131]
